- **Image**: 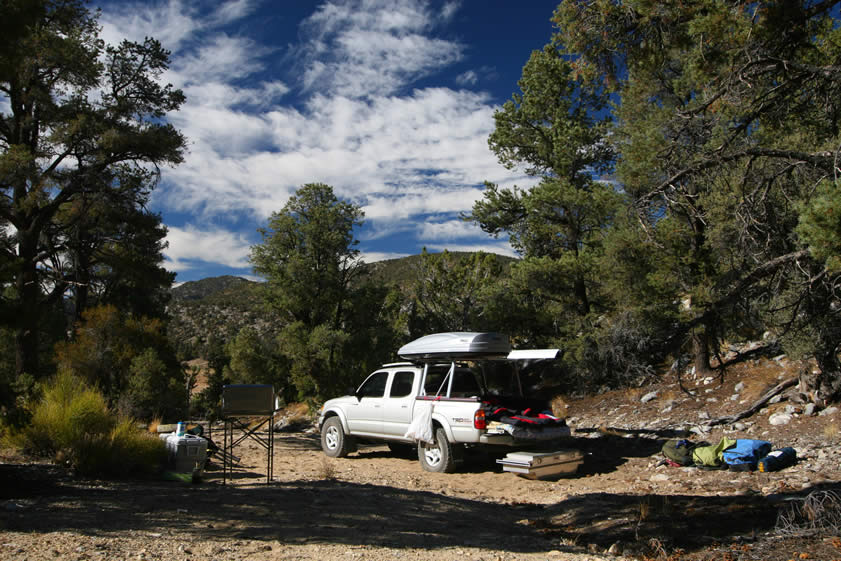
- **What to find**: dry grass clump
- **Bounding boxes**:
[9,371,165,477]
[284,402,311,422]
[624,387,644,403]
[317,456,337,480]
[824,422,839,441]
[550,395,569,418]
[147,417,162,434]
[776,490,841,537]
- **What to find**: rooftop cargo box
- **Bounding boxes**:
[398,332,511,361]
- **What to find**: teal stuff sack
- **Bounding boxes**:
[723,439,772,471]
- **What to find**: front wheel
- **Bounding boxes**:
[321,417,352,457]
[418,427,458,473]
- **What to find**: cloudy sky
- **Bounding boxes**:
[95,0,559,282]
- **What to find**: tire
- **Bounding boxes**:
[418,427,458,473]
[321,417,352,458]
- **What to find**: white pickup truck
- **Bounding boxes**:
[317,332,571,473]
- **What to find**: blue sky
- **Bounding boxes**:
[95,0,559,282]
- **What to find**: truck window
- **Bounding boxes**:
[423,368,447,396]
[423,365,480,397]
[450,370,481,397]
[388,371,415,398]
[357,371,388,398]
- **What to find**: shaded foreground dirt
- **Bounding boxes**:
[3,356,841,560]
[2,425,840,561]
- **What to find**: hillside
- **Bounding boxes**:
[166,252,516,357]
[171,275,255,302]
[168,276,272,357]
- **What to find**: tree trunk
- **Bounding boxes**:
[692,327,713,375]
[801,351,841,407]
[575,277,590,316]
[14,237,41,377]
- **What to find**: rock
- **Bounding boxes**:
[733,422,748,431]
[650,473,669,482]
[734,382,745,393]
[703,376,715,385]
[698,411,710,420]
[769,395,782,404]
[769,412,792,426]
[641,391,658,403]
[804,403,816,416]
[819,406,839,416]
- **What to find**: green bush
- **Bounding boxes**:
[12,371,165,476]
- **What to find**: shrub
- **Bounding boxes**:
[12,371,165,477]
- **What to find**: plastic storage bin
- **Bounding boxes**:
[165,434,208,474]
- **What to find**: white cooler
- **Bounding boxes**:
[165,434,208,474]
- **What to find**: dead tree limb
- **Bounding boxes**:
[703,377,798,427]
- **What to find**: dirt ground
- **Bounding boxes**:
[2,355,841,561]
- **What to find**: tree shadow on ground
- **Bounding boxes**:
[535,482,841,560]
[2,463,837,559]
[0,463,556,553]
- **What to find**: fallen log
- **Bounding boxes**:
[704,377,798,427]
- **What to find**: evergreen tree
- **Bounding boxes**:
[410,249,504,334]
[553,1,841,401]
[0,0,185,378]
[250,183,365,402]
[468,43,623,363]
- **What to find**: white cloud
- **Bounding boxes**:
[360,251,412,263]
[456,70,478,86]
[99,0,202,49]
[164,225,252,272]
[419,219,482,240]
[296,0,464,98]
[97,0,536,277]
[176,34,270,83]
[99,0,258,50]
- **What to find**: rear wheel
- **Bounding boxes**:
[418,427,458,473]
[321,417,352,457]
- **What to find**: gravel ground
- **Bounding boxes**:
[2,356,840,560]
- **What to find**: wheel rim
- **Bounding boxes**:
[423,442,442,467]
[324,425,339,450]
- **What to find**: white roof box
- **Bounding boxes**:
[398,332,511,361]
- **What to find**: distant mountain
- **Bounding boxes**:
[167,252,517,358]
[168,276,270,357]
[361,251,517,289]
[171,275,256,302]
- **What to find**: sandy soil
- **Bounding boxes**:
[2,356,841,561]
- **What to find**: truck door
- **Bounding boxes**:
[381,370,418,436]
[345,370,388,434]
